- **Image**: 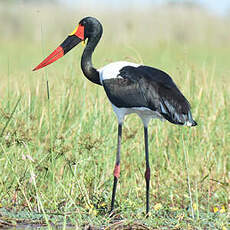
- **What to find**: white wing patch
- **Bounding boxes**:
[99,61,140,84]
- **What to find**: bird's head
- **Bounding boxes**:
[33,16,102,71]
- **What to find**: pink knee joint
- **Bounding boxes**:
[113,164,120,178]
[145,167,150,181]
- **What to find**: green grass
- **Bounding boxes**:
[0,5,230,229]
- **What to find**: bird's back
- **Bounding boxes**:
[100,62,197,126]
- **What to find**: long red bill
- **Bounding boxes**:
[33,46,64,71]
[33,24,84,71]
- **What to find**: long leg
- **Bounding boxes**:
[144,126,150,216]
[110,123,122,212]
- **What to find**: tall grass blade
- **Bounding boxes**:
[0,96,21,137]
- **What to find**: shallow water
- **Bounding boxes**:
[5,225,78,230]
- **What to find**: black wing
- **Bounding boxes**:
[102,65,197,126]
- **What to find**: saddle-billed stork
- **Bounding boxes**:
[33,16,197,215]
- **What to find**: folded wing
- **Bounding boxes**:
[102,65,197,126]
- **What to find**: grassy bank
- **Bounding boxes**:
[0,2,229,229]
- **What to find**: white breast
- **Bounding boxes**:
[99,61,140,84]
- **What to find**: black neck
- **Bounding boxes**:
[81,33,102,86]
